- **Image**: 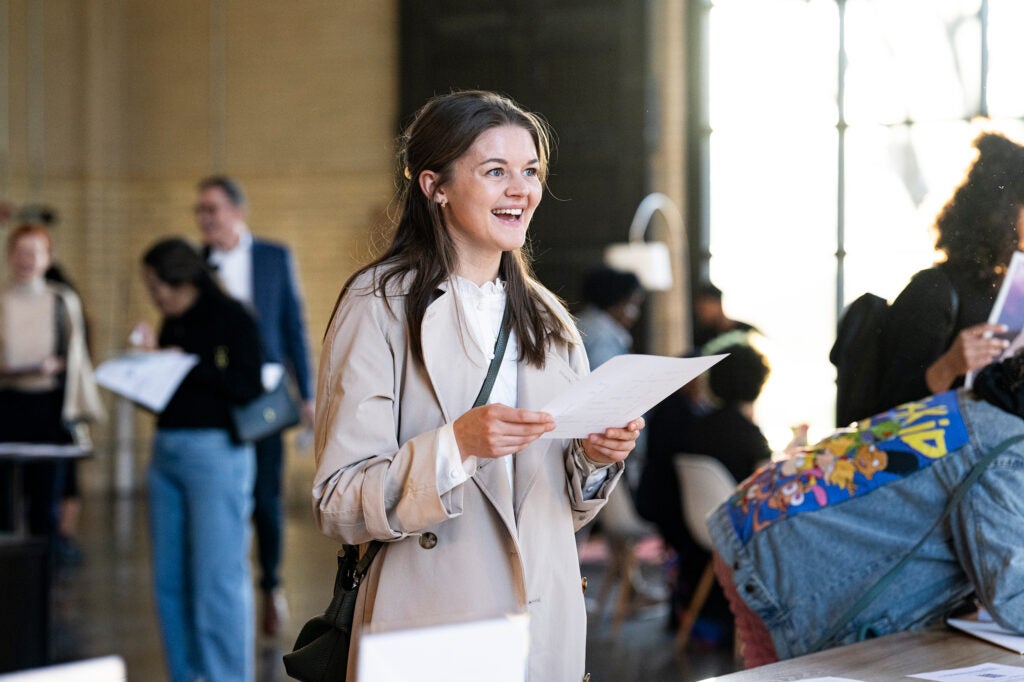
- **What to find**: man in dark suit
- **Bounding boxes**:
[194,175,315,636]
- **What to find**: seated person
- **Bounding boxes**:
[709,351,1024,667]
[636,342,771,641]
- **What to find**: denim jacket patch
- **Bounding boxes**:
[727,391,969,544]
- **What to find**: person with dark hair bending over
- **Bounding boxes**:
[134,237,264,682]
[312,90,644,681]
[878,132,1024,413]
[711,349,1024,667]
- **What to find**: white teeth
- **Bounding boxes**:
[492,208,523,216]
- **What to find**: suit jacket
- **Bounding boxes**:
[209,238,313,400]
[313,268,623,682]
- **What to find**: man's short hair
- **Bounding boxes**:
[197,175,247,208]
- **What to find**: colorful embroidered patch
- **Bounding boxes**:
[727,391,968,544]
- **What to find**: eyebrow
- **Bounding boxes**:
[478,157,540,167]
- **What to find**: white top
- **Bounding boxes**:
[208,227,254,305]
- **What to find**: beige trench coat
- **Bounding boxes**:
[313,269,624,681]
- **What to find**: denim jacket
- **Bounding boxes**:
[709,389,1024,660]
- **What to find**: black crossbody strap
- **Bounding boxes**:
[808,431,1024,653]
[472,302,512,409]
[343,301,513,581]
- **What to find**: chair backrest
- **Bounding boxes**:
[673,454,738,551]
[597,482,655,542]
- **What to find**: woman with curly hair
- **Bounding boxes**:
[876,131,1024,412]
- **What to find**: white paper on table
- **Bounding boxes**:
[538,353,727,439]
[948,615,1024,655]
[908,663,1024,681]
[357,614,529,682]
[94,350,199,413]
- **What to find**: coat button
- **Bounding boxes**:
[581,576,588,594]
[419,532,438,549]
[744,583,755,594]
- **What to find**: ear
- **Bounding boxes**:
[418,170,447,206]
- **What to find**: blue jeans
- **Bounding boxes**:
[149,429,255,682]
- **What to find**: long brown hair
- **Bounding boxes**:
[330,90,574,367]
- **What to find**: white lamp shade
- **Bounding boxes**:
[603,241,673,291]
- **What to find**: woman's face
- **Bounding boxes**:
[142,266,198,318]
[434,125,542,280]
[7,232,51,283]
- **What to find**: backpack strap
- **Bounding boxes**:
[807,431,1024,653]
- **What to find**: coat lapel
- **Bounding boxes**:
[421,287,518,535]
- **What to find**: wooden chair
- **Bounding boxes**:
[592,482,664,636]
[672,453,737,649]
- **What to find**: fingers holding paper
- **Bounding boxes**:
[454,404,556,460]
[581,417,645,465]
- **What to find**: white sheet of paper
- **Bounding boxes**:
[948,616,1024,655]
[539,353,727,439]
[94,350,199,413]
[357,615,529,682]
[908,663,1024,681]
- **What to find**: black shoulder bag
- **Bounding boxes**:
[283,305,512,681]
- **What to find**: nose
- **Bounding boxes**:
[506,173,529,196]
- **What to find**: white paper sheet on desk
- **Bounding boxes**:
[357,615,528,681]
[948,615,1024,655]
[539,353,727,439]
[909,663,1024,681]
[94,350,199,413]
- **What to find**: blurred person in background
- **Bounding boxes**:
[0,224,104,559]
[193,175,315,636]
[136,237,263,682]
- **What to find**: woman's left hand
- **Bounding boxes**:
[581,417,645,465]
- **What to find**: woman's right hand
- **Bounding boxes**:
[926,322,1009,393]
[129,322,157,350]
[453,404,555,460]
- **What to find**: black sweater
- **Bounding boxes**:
[157,292,264,434]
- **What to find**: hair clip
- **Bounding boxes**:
[403,167,412,180]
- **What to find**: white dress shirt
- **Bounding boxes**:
[207,227,254,305]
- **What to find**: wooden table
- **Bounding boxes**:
[700,629,1024,682]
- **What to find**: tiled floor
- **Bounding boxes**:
[35,458,738,682]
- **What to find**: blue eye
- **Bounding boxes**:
[486,168,504,177]
[524,168,539,177]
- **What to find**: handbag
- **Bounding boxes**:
[231,378,301,443]
[283,305,512,681]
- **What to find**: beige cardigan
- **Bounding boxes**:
[313,269,623,682]
[0,279,106,431]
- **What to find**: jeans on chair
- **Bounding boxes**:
[149,428,255,682]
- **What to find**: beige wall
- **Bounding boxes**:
[1,1,398,490]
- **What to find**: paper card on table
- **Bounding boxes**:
[357,615,529,682]
[94,350,199,413]
[908,662,1024,681]
[948,615,1024,655]
[539,353,727,439]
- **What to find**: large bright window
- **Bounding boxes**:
[701,0,1024,448]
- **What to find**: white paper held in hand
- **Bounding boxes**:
[539,353,727,439]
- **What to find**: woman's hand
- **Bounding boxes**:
[581,417,645,465]
[129,322,158,351]
[453,404,555,460]
[926,322,1009,393]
